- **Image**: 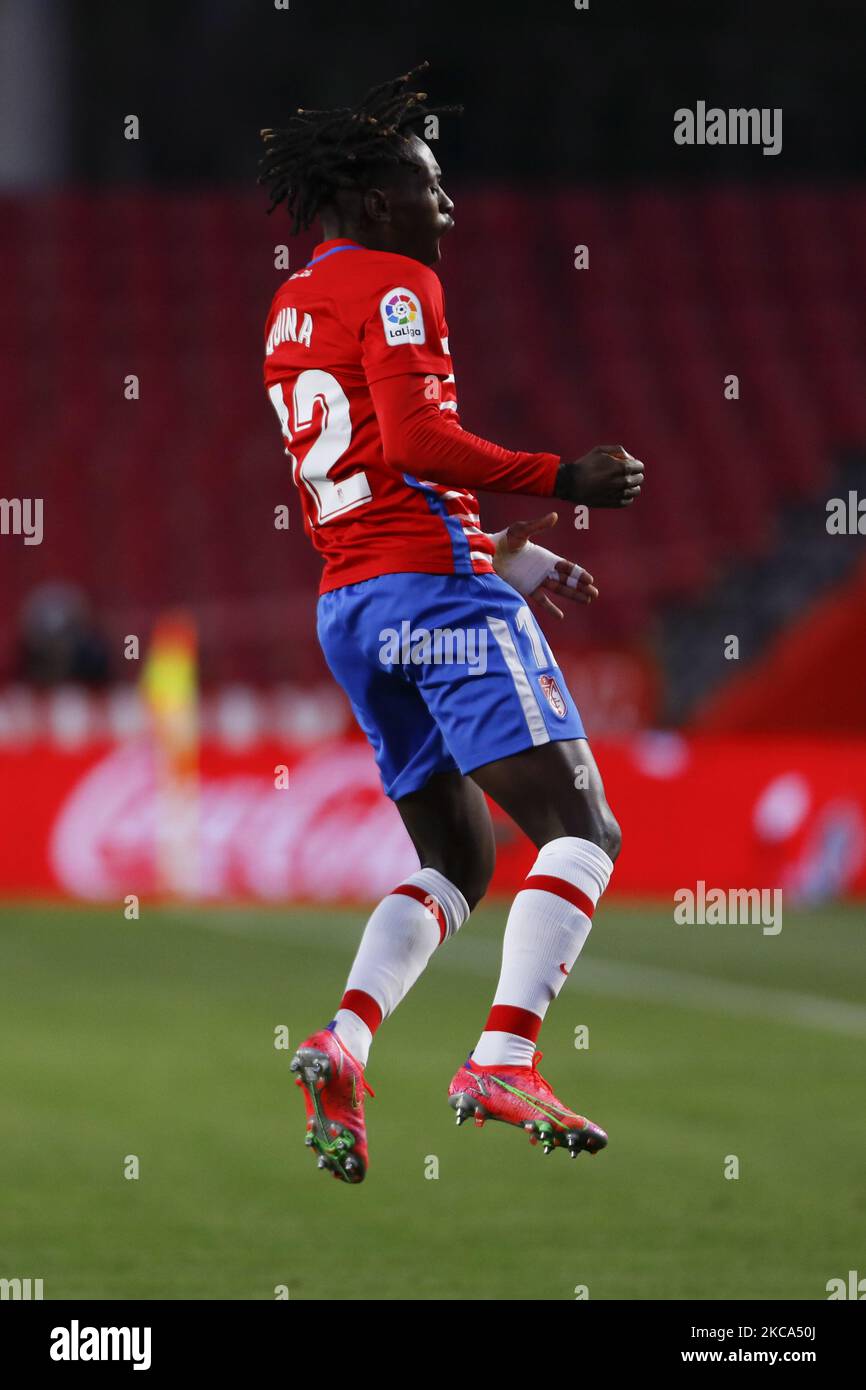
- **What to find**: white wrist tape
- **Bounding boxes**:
[490,530,582,596]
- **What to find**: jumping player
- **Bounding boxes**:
[259,63,644,1182]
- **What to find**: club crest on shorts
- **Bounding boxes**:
[538,673,567,718]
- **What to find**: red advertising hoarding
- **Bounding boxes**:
[1,734,864,903]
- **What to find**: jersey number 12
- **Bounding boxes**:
[268,369,372,525]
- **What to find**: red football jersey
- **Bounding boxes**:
[263,238,559,593]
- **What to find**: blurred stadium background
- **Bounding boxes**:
[1,0,864,1300]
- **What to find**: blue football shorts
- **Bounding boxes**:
[316,570,586,801]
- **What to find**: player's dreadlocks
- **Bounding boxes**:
[258,61,462,233]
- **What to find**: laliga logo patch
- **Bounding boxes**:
[539,674,567,719]
[380,287,426,345]
[385,293,417,326]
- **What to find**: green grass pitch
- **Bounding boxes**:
[1,900,864,1300]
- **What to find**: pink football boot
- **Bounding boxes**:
[291,1027,375,1183]
[448,1050,608,1159]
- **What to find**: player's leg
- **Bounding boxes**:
[471,735,620,857]
[396,768,496,909]
[293,577,496,1182]
[404,571,617,1156]
[329,769,495,1068]
[293,767,494,1184]
[445,739,617,1157]
[466,736,617,1066]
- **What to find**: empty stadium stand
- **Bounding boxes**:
[2,187,864,693]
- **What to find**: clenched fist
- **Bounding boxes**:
[553,445,644,508]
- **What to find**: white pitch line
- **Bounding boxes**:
[178,911,866,1041]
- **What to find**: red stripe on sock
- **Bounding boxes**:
[391,883,448,942]
[520,873,596,919]
[339,989,382,1035]
[484,1003,542,1043]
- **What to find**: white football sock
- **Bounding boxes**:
[330,867,470,1066]
[472,837,613,1067]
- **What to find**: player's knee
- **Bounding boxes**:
[453,855,494,912]
[426,845,493,914]
[561,792,621,863]
[574,803,621,863]
[596,810,622,863]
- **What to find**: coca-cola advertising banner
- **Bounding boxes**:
[2,734,865,902]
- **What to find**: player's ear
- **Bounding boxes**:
[362,187,392,225]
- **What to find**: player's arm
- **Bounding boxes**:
[369,370,560,494]
[371,372,644,503]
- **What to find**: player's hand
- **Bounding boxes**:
[554,445,644,508]
[495,511,599,620]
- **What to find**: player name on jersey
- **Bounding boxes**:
[265,306,314,356]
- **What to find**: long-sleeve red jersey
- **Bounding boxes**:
[263,238,560,593]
